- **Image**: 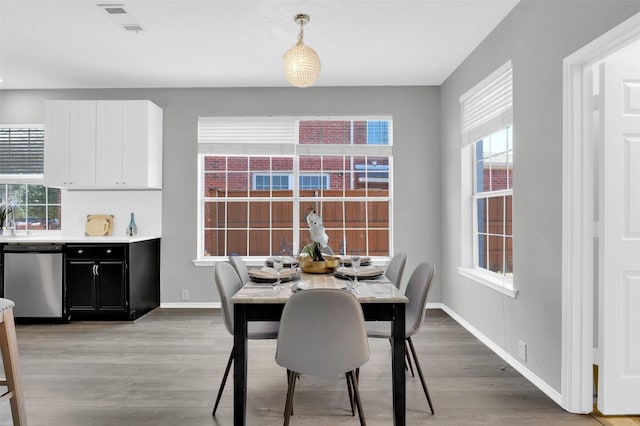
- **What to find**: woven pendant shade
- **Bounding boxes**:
[283,14,321,88]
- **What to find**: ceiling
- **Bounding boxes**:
[0,0,519,90]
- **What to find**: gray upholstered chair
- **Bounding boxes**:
[384,252,407,289]
[229,255,250,284]
[276,289,369,425]
[212,262,279,416]
[366,261,435,414]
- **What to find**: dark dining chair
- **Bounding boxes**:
[212,262,279,416]
[366,261,436,414]
[276,289,369,425]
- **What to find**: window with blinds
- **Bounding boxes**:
[0,127,45,175]
[459,61,514,292]
[197,116,393,260]
[0,126,62,231]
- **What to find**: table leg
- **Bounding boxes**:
[391,303,406,426]
[234,304,248,426]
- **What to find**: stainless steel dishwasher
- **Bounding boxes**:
[3,244,64,319]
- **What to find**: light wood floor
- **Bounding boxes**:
[0,308,601,426]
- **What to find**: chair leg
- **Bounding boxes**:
[284,371,298,426]
[407,337,435,414]
[0,307,27,426]
[285,370,295,416]
[347,370,366,426]
[346,373,355,416]
[405,341,415,377]
[212,346,234,416]
[391,337,415,376]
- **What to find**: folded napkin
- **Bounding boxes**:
[248,268,298,280]
[335,266,384,278]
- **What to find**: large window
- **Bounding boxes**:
[0,126,62,231]
[459,61,514,294]
[197,117,392,260]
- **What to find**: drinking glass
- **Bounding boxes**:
[350,250,361,286]
[272,256,284,293]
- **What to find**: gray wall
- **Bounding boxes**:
[0,86,442,304]
[440,0,640,392]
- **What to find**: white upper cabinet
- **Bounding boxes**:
[44,100,97,187]
[44,100,163,190]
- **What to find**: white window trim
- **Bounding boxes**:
[459,61,516,297]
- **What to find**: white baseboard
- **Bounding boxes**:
[160,302,221,309]
[433,302,563,407]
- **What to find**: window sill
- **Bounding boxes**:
[194,256,392,268]
[193,257,270,267]
[457,267,518,298]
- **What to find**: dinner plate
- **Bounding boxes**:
[248,268,299,284]
[265,258,299,268]
[334,266,385,280]
[297,280,347,290]
[249,274,299,284]
[340,256,371,266]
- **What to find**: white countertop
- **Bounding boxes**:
[0,234,161,244]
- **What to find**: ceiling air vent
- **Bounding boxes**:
[123,25,143,32]
[97,3,143,32]
[104,7,126,14]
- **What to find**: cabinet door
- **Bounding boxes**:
[44,101,97,187]
[96,101,124,187]
[121,101,151,187]
[44,101,71,187]
[96,260,127,311]
[67,260,97,311]
[68,101,97,186]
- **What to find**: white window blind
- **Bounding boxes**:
[460,61,513,145]
[0,126,45,176]
[198,116,392,157]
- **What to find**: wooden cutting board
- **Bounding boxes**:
[85,214,114,236]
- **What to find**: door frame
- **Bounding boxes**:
[562,11,640,413]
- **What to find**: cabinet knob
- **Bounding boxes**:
[106,249,112,254]
[78,249,84,254]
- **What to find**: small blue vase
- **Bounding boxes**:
[126,212,138,236]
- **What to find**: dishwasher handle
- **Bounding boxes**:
[4,244,63,253]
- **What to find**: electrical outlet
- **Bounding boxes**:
[181,289,190,301]
[518,340,527,362]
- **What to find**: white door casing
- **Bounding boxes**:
[598,61,640,414]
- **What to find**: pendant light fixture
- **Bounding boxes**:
[283,13,321,88]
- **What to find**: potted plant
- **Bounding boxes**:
[0,200,16,235]
[0,202,7,235]
[299,208,339,273]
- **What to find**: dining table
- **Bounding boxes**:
[231,266,409,426]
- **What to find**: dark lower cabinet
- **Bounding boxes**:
[65,239,159,320]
